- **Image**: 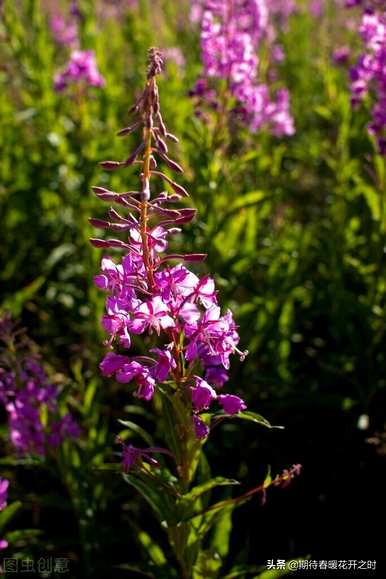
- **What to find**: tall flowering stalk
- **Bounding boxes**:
[50,2,105,94]
[0,313,79,457]
[91,48,299,577]
[191,0,295,137]
[349,3,386,154]
[0,479,10,551]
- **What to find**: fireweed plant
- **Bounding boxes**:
[91,48,300,577]
[0,313,80,457]
[349,1,386,154]
[190,0,295,138]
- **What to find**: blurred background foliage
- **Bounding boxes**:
[0,0,385,576]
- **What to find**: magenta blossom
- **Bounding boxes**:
[116,361,156,401]
[128,296,175,335]
[333,46,351,65]
[191,377,217,411]
[349,6,386,154]
[204,365,229,388]
[54,49,105,92]
[192,415,210,439]
[150,347,177,381]
[0,478,9,551]
[0,315,79,457]
[0,479,9,511]
[120,441,172,473]
[50,14,78,47]
[193,0,295,136]
[93,49,249,462]
[218,394,247,415]
[100,352,130,376]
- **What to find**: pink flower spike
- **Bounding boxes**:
[0,479,9,511]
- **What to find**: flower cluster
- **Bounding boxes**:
[0,479,9,550]
[192,0,295,136]
[54,49,105,92]
[332,46,351,65]
[345,0,384,9]
[50,9,79,48]
[270,0,297,27]
[97,0,137,20]
[92,48,248,450]
[0,314,79,456]
[349,5,386,154]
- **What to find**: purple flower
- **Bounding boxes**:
[270,0,296,26]
[116,361,155,401]
[0,315,79,456]
[185,307,246,369]
[150,347,176,381]
[128,296,175,335]
[0,478,9,551]
[0,479,9,511]
[204,365,229,388]
[309,0,323,17]
[54,50,105,92]
[92,48,249,449]
[192,415,209,439]
[164,47,186,71]
[48,414,81,447]
[218,394,247,414]
[349,6,386,154]
[100,352,130,376]
[333,46,351,65]
[191,377,217,411]
[50,14,78,47]
[155,264,199,306]
[188,275,217,309]
[193,0,295,135]
[120,442,172,473]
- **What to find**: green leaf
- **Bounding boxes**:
[114,564,155,578]
[223,565,261,578]
[83,380,98,416]
[115,563,177,578]
[159,393,181,462]
[189,498,247,544]
[213,411,281,430]
[137,529,167,566]
[93,463,121,472]
[44,243,75,269]
[0,501,22,531]
[193,549,222,579]
[177,477,239,522]
[5,528,43,543]
[118,419,154,447]
[213,191,268,234]
[263,466,272,488]
[355,181,381,221]
[123,471,178,524]
[124,472,163,521]
[210,507,233,559]
[182,477,240,504]
[0,276,45,317]
[123,404,154,420]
